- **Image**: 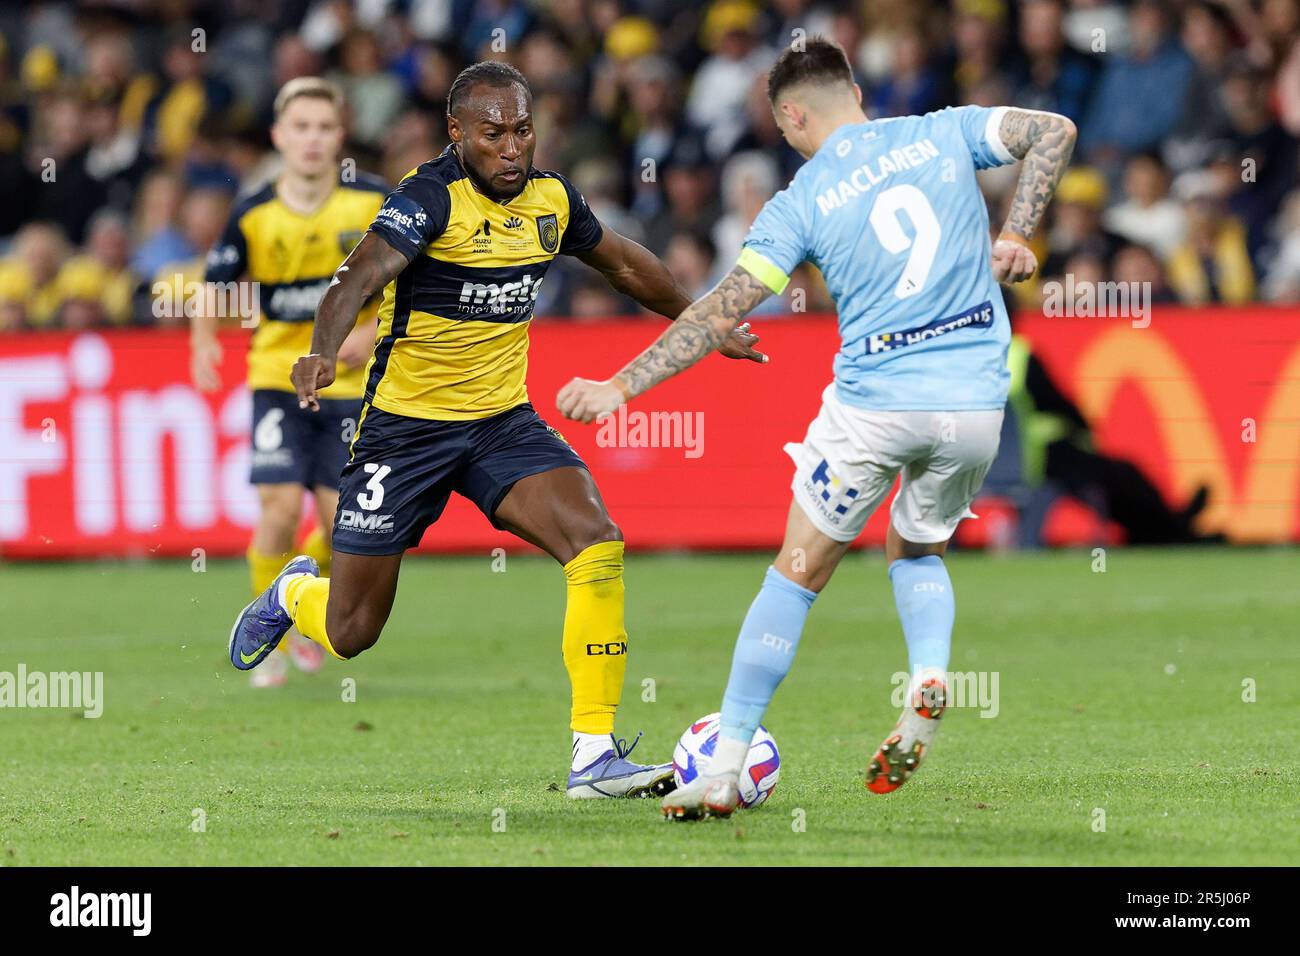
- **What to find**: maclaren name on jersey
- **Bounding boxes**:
[815,138,941,216]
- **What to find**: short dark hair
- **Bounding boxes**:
[447,60,531,117]
[766,37,853,104]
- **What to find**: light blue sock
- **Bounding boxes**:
[719,566,817,743]
[889,555,955,674]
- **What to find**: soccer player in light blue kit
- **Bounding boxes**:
[557,37,1076,819]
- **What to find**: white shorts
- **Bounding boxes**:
[785,385,1004,544]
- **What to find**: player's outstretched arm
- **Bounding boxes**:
[576,226,766,363]
[556,264,771,424]
[992,108,1077,284]
[292,233,410,410]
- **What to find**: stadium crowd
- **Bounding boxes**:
[0,0,1298,331]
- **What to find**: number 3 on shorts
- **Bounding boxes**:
[357,463,392,511]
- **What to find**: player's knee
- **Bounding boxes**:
[569,516,622,561]
[325,608,383,658]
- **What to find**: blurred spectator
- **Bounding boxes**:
[711,150,779,279]
[949,0,1006,107]
[328,30,404,148]
[1102,153,1186,260]
[1163,0,1235,173]
[1040,166,1123,277]
[130,170,190,281]
[27,92,107,244]
[624,55,688,220]
[1166,179,1255,304]
[1219,63,1299,269]
[643,134,720,256]
[1009,0,1097,122]
[665,229,717,299]
[1061,0,1130,58]
[1111,242,1178,303]
[685,1,777,160]
[140,31,235,164]
[874,24,945,116]
[57,210,135,328]
[1080,0,1194,165]
[1262,192,1300,301]
[0,221,70,329]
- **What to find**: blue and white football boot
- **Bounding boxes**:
[566,733,677,799]
[228,555,319,671]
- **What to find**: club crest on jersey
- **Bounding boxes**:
[337,230,363,254]
[536,213,559,253]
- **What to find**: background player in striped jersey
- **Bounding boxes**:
[556,38,1074,818]
[193,78,387,687]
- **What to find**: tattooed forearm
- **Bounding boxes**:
[614,266,770,398]
[997,108,1077,241]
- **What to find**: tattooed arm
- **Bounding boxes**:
[556,265,772,423]
[991,108,1077,283]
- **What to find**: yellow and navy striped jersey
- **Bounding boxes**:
[362,146,604,420]
[204,173,388,397]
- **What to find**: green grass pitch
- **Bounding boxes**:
[1,547,1296,866]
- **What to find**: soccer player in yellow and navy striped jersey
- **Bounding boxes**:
[226,61,766,795]
[193,77,387,687]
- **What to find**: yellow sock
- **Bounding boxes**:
[562,540,627,735]
[249,547,293,656]
[301,526,332,576]
[284,575,346,660]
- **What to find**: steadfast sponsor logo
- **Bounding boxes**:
[0,665,103,718]
[50,886,150,936]
[338,509,394,533]
[816,138,941,216]
[867,300,994,355]
[375,201,428,234]
[457,274,544,314]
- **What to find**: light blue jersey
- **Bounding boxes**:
[738,105,1017,410]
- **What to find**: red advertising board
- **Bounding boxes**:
[0,308,1295,558]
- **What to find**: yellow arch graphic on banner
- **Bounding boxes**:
[1070,328,1300,542]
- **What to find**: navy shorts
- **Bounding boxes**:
[250,389,361,490]
[332,401,588,555]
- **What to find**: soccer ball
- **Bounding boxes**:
[672,713,780,808]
